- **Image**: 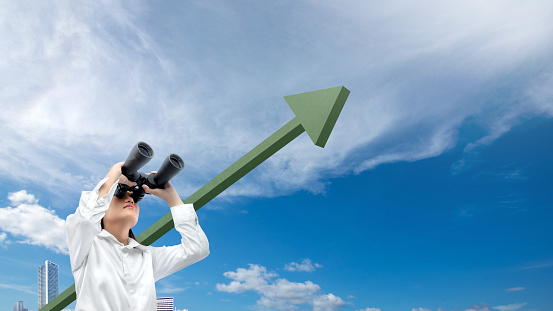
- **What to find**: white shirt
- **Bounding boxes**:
[66,177,210,311]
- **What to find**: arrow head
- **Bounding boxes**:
[284,86,350,148]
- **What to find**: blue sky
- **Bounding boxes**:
[0,1,552,310]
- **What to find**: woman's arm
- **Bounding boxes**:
[144,177,210,281]
[66,177,118,273]
[66,162,133,273]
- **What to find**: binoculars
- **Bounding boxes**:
[114,142,185,203]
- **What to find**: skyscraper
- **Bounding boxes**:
[156,297,174,311]
[38,260,59,309]
[13,301,28,311]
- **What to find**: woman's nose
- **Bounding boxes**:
[125,193,135,204]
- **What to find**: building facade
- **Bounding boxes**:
[38,260,59,309]
[13,301,28,311]
[156,297,174,311]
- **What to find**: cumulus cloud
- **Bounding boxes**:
[357,308,381,311]
[493,303,528,311]
[285,259,323,272]
[412,308,432,311]
[0,190,67,254]
[216,264,346,311]
[313,294,346,311]
[7,190,39,205]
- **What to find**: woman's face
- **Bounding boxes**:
[104,191,140,228]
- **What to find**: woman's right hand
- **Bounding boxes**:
[98,162,136,200]
[107,162,136,186]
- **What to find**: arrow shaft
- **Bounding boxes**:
[138,117,304,245]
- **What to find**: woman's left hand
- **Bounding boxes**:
[142,171,183,207]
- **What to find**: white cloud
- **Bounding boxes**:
[216,264,277,294]
[216,264,346,311]
[285,259,323,272]
[0,190,67,254]
[1,0,553,205]
[357,308,381,311]
[493,303,528,311]
[313,294,346,311]
[412,308,432,311]
[7,190,39,205]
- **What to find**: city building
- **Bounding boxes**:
[156,297,174,311]
[13,301,28,311]
[38,260,59,309]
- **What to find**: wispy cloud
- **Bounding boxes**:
[216,264,346,311]
[0,232,10,248]
[520,260,553,270]
[505,287,526,292]
[0,282,37,295]
[1,0,553,206]
[0,190,67,254]
[156,277,193,294]
[157,284,189,294]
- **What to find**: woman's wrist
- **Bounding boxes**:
[165,194,183,207]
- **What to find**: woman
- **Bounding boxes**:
[66,162,210,310]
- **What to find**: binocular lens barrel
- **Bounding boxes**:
[138,144,153,157]
[121,142,154,177]
[153,154,185,186]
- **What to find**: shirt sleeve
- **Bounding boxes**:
[66,177,120,274]
[150,203,210,282]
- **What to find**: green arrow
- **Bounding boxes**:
[40,86,350,311]
[284,86,350,148]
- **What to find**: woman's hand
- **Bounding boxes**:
[98,162,136,199]
[106,162,136,186]
[142,171,183,207]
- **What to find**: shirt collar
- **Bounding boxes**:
[99,229,149,251]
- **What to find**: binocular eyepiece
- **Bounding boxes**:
[114,142,185,203]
